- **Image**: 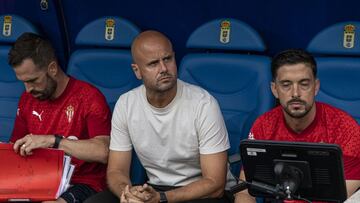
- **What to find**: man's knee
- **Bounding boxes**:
[60,184,97,203]
[83,189,119,203]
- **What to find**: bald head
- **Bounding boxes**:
[131,30,173,64]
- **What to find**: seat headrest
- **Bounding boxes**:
[0,14,39,43]
[307,21,360,55]
[186,18,266,51]
[75,16,140,48]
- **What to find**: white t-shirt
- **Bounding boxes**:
[111,79,236,188]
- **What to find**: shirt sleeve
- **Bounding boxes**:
[196,95,230,154]
[10,94,29,142]
[86,90,111,138]
[335,113,360,180]
[343,155,360,180]
[248,117,265,140]
[110,95,133,151]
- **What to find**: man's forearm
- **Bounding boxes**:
[235,170,256,203]
[165,177,225,202]
[346,180,360,197]
[234,190,256,203]
[107,170,131,198]
[58,135,109,163]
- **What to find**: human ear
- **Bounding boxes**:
[131,64,142,80]
[47,61,58,76]
[314,79,320,96]
[271,82,279,99]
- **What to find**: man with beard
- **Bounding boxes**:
[234,49,360,203]
[85,30,235,203]
[8,33,111,203]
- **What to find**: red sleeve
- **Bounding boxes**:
[343,155,360,180]
[335,113,360,180]
[248,116,266,140]
[10,94,29,142]
[86,90,111,138]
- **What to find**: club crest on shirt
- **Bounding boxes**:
[65,105,74,123]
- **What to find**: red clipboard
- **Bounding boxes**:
[0,143,64,201]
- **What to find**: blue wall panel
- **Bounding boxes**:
[0,0,68,68]
[60,0,360,59]
[1,0,360,65]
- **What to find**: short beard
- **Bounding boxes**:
[283,99,313,119]
[31,74,57,101]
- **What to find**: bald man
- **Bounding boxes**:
[85,31,236,203]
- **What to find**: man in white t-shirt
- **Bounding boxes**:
[85,30,235,203]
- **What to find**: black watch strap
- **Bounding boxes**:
[159,191,168,203]
[53,134,63,149]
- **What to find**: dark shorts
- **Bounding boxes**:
[60,184,97,203]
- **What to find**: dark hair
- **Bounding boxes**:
[271,49,317,81]
[8,32,56,69]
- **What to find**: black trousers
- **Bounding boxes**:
[84,184,233,203]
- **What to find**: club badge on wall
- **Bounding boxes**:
[343,24,356,49]
[220,20,231,44]
[105,18,115,41]
[2,15,12,37]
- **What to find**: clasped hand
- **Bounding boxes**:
[121,184,159,203]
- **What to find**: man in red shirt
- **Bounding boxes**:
[8,33,111,203]
[235,49,360,203]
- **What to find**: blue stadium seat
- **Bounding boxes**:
[67,16,142,111]
[0,14,39,142]
[179,18,274,176]
[307,21,360,124]
[67,16,146,184]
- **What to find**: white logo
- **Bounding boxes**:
[248,132,255,140]
[32,110,44,121]
[67,136,78,140]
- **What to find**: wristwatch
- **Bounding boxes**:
[159,191,168,203]
[53,134,63,149]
